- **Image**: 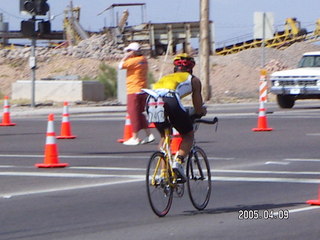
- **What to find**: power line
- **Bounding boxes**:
[0,7,24,20]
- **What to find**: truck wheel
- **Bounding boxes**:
[276,95,295,108]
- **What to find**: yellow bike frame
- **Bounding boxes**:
[151,128,178,186]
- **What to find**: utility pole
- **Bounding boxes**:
[30,19,36,108]
[199,0,211,101]
[261,12,266,68]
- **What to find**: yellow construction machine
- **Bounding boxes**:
[216,18,320,55]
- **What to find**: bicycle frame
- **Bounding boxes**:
[151,128,177,187]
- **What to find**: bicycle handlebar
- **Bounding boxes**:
[193,116,219,132]
[194,117,218,125]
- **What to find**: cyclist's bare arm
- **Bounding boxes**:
[191,76,207,116]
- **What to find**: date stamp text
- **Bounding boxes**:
[238,209,289,220]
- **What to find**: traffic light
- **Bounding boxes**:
[20,0,51,37]
[35,0,49,16]
[21,20,51,36]
[23,1,36,14]
[20,0,49,16]
[21,20,36,37]
[38,20,51,34]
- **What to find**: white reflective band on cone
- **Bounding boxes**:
[47,121,55,133]
[62,115,69,122]
[46,135,56,144]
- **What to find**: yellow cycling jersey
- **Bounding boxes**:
[152,72,193,98]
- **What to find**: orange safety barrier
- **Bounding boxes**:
[35,114,69,168]
[252,69,273,131]
[57,102,76,139]
[117,114,133,143]
[306,186,320,205]
[0,96,16,126]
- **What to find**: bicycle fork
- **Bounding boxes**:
[189,149,205,180]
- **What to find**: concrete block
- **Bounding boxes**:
[117,69,127,104]
[12,80,105,102]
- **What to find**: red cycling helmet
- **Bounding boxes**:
[173,53,195,73]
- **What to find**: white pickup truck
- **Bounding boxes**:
[270,51,320,108]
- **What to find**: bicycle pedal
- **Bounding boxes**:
[176,177,186,184]
[172,169,186,182]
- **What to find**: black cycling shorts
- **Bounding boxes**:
[155,93,193,135]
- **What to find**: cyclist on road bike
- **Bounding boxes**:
[146,53,207,182]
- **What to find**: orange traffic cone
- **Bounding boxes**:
[170,128,182,155]
[35,114,69,168]
[252,101,273,131]
[0,96,16,126]
[306,186,320,205]
[57,102,76,139]
[117,114,133,143]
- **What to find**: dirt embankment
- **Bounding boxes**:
[0,36,320,103]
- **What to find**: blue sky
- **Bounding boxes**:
[0,0,319,46]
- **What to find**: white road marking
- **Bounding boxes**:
[265,161,290,165]
[0,154,149,159]
[0,154,231,161]
[0,171,143,178]
[306,133,320,136]
[289,206,320,213]
[1,174,316,184]
[71,166,146,171]
[0,155,314,163]
[2,165,320,175]
[1,166,320,200]
[208,157,235,161]
[72,117,125,121]
[0,178,143,198]
[0,154,43,158]
[213,176,320,184]
[0,165,15,168]
[213,169,320,175]
[285,158,320,162]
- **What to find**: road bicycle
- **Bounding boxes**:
[146,116,218,217]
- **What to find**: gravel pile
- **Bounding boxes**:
[0,34,124,61]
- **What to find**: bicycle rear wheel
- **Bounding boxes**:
[186,146,211,210]
[146,151,173,217]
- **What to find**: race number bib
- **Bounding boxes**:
[146,96,165,123]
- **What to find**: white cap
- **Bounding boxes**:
[124,42,140,52]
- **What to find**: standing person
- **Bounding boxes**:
[119,42,155,145]
[147,53,207,181]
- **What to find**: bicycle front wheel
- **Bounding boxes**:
[146,151,173,217]
[186,146,211,210]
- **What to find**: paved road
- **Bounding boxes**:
[1,101,320,240]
